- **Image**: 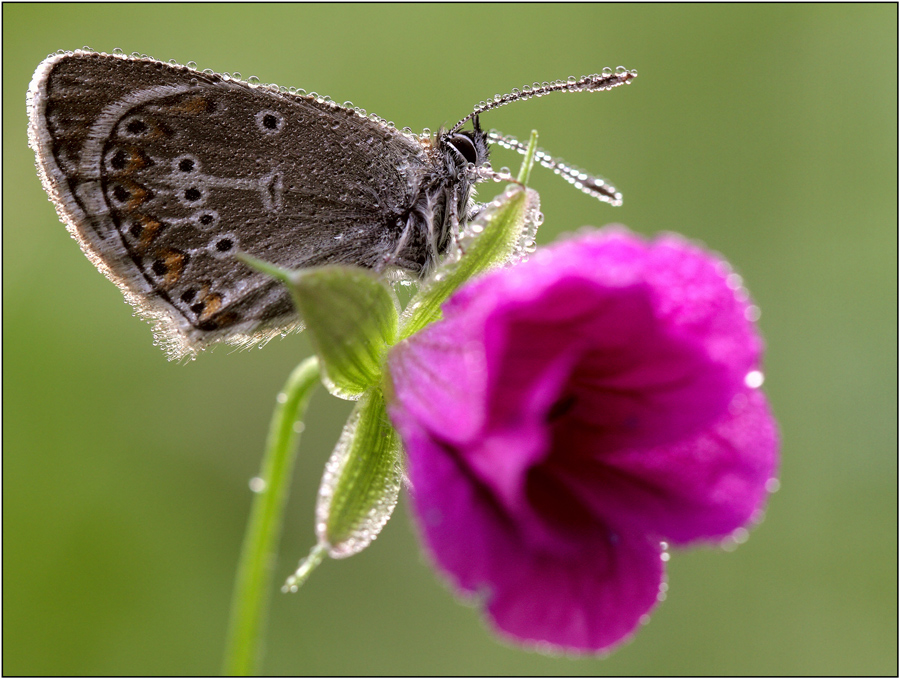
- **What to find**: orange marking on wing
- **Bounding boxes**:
[137,216,164,250]
[171,96,213,115]
[160,249,187,288]
[115,179,152,212]
[199,293,222,321]
[124,147,150,172]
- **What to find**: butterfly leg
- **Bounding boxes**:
[446,183,468,259]
[380,207,426,274]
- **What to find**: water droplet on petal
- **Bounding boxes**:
[744,370,765,388]
[731,527,750,544]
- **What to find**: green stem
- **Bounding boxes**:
[223,356,321,676]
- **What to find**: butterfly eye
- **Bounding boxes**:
[447,133,479,165]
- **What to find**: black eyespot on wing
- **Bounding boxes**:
[110,149,128,170]
[112,184,130,202]
[126,119,147,135]
[255,109,284,134]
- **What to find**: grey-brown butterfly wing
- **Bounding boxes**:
[28,50,431,359]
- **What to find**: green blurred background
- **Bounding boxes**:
[4,3,896,675]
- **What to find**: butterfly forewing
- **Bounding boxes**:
[28,51,430,358]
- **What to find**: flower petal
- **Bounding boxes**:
[547,386,779,543]
[388,321,488,444]
[396,408,665,653]
[488,276,736,454]
[484,529,663,654]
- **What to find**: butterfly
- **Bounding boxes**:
[28,49,635,359]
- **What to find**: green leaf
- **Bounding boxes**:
[316,386,403,558]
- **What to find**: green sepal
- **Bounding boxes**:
[517,130,539,186]
[316,386,403,558]
[239,257,399,400]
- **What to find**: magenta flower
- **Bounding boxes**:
[387,228,779,653]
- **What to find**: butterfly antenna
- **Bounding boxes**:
[450,67,637,135]
[488,131,624,206]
